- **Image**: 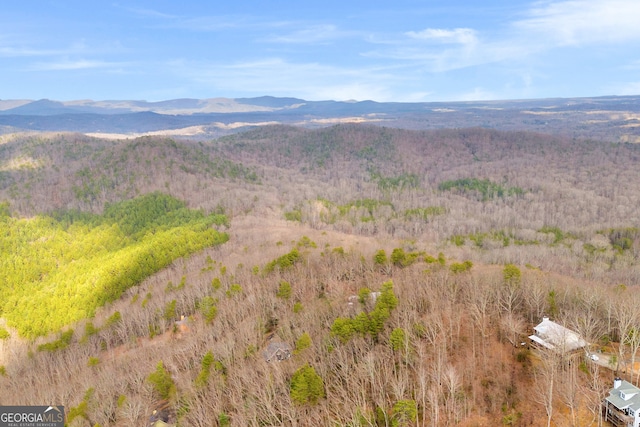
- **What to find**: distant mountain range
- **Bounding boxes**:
[0,96,309,115]
[1,95,639,141]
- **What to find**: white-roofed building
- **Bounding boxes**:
[528,316,587,354]
[603,378,640,427]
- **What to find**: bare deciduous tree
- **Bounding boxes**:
[532,348,561,427]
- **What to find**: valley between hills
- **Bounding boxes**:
[1,97,640,426]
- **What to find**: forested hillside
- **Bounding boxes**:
[3,126,638,285]
[0,125,639,425]
[0,193,228,337]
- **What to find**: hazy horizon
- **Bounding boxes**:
[2,93,639,106]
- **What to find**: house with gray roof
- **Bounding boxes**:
[262,341,292,362]
[528,316,587,354]
[148,408,175,427]
[603,378,640,427]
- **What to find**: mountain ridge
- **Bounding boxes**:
[1,94,639,142]
[3,94,639,116]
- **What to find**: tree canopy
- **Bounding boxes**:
[0,192,228,337]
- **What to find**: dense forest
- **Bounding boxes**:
[0,192,228,337]
[0,125,639,425]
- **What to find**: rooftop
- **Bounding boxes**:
[529,317,586,352]
[606,380,640,413]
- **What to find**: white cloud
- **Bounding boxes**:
[364,0,640,80]
[514,0,640,46]
[30,59,130,71]
[264,24,352,44]
[401,91,434,102]
[0,37,93,58]
[139,10,286,33]
[119,6,177,20]
[364,35,524,74]
[169,58,400,101]
[623,60,640,70]
[170,15,255,32]
[405,28,478,45]
[451,87,500,102]
[0,46,70,57]
[603,81,640,96]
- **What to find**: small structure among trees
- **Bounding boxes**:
[262,341,292,362]
[148,410,174,427]
[528,316,586,354]
[174,315,190,333]
[148,400,175,427]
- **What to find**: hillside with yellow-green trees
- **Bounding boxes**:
[0,192,228,337]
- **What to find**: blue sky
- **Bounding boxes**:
[2,0,639,102]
